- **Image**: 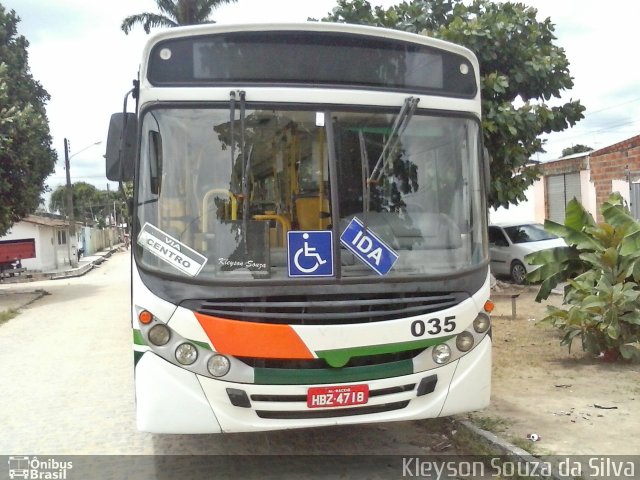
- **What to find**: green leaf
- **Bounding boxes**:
[581,295,606,309]
[543,220,603,251]
[534,271,566,302]
[602,248,619,269]
[620,343,640,360]
[620,230,640,256]
[621,311,640,326]
[565,198,596,231]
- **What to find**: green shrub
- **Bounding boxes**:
[527,193,640,360]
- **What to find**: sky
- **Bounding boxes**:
[3,0,640,202]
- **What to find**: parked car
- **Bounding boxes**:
[488,222,566,284]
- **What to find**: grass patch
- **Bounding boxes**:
[0,309,19,326]
[452,426,501,455]
[469,415,509,434]
[508,436,534,453]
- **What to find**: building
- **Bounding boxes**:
[588,134,640,219]
[0,214,119,272]
[489,134,640,225]
[539,151,595,223]
[0,214,74,271]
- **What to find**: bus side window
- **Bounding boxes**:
[149,131,163,195]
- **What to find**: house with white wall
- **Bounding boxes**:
[0,214,120,272]
[1,214,73,271]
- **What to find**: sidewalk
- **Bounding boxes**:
[44,244,126,280]
[0,244,125,285]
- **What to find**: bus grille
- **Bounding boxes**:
[184,292,466,325]
[255,401,410,419]
[251,384,416,403]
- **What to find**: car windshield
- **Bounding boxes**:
[135,105,487,281]
[503,224,557,244]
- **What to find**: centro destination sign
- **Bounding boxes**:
[137,223,207,277]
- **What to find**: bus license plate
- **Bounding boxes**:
[307,385,369,408]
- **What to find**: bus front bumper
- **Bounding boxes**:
[135,335,491,434]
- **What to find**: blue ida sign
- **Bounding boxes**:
[287,231,334,277]
[340,217,399,275]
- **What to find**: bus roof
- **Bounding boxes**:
[141,21,478,71]
[139,22,480,99]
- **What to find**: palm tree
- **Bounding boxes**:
[121,0,238,35]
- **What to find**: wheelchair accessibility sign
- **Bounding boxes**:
[287,231,334,277]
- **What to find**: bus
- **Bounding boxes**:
[106,22,492,433]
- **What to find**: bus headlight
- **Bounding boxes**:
[456,331,475,352]
[207,354,231,377]
[148,324,171,346]
[175,343,198,365]
[432,344,452,364]
[473,313,491,333]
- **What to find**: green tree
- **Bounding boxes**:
[50,182,98,220]
[320,0,585,209]
[49,182,129,227]
[0,6,57,236]
[121,0,238,34]
[561,144,593,157]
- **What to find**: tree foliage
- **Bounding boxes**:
[121,0,238,34]
[320,0,585,209]
[50,182,129,228]
[561,144,593,157]
[0,6,57,236]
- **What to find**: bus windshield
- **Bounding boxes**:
[136,105,486,281]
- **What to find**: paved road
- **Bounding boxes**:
[0,251,461,477]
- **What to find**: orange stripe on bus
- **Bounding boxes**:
[194,313,314,359]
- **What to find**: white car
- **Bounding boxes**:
[488,222,566,284]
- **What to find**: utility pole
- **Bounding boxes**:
[64,138,78,267]
[107,183,112,248]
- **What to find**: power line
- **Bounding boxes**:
[583,96,640,118]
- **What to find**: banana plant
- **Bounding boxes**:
[527,193,640,360]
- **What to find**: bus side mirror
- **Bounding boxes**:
[106,112,137,181]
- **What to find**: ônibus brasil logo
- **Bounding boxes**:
[8,456,73,479]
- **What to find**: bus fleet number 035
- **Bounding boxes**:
[411,316,456,337]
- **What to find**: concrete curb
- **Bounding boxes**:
[48,262,95,280]
[48,246,122,280]
[457,420,571,480]
[0,245,123,284]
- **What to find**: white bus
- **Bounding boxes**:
[106,22,492,433]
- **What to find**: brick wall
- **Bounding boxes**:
[540,156,588,176]
[589,135,640,218]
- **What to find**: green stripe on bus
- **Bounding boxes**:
[133,329,146,346]
[254,359,413,385]
[191,339,212,350]
[316,336,453,368]
[134,350,145,366]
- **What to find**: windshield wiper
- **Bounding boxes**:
[229,90,236,176]
[242,145,254,255]
[228,90,253,253]
[358,130,370,227]
[232,90,254,255]
[368,96,419,185]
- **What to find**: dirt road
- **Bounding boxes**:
[481,285,640,455]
